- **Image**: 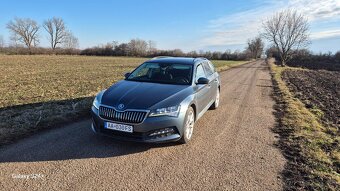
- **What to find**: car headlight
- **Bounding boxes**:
[93,96,100,109]
[149,105,181,117]
[92,90,106,110]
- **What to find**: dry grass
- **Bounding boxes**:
[0,55,148,108]
[214,60,248,72]
[269,58,340,190]
[0,55,247,145]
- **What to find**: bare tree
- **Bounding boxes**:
[147,40,157,53]
[43,17,67,50]
[128,38,148,56]
[0,35,4,49]
[262,9,309,66]
[7,18,40,50]
[63,31,79,49]
[247,36,264,59]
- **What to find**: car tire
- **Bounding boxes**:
[179,107,195,144]
[210,88,220,110]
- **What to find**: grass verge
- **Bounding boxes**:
[214,60,252,72]
[269,58,340,190]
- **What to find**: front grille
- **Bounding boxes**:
[99,106,148,124]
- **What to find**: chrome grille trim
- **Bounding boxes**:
[99,105,149,124]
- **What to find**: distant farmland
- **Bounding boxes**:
[0,55,246,145]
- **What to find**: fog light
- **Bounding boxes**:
[149,128,175,137]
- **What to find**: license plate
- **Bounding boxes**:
[104,122,133,133]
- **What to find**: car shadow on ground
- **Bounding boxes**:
[0,96,95,146]
[0,97,179,163]
[0,120,179,163]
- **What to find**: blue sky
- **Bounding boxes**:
[1,0,340,53]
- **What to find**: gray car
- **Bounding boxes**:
[91,57,220,143]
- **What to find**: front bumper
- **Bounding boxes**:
[91,106,184,143]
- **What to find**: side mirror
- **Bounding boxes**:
[196,77,209,84]
[124,72,131,79]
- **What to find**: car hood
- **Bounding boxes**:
[101,80,190,110]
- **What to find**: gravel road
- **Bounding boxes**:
[0,60,286,190]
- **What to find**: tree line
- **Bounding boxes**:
[79,38,263,60]
[0,16,265,60]
[3,10,338,65]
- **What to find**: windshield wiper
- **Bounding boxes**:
[126,78,188,85]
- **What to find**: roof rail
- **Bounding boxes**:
[151,56,172,60]
[193,57,207,62]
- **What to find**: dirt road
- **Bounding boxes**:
[0,60,286,190]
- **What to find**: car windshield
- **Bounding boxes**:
[127,62,193,85]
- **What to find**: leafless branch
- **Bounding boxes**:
[63,31,79,49]
[6,18,40,51]
[43,17,67,50]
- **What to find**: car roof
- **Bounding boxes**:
[146,57,207,65]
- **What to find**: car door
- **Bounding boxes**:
[203,61,218,102]
[194,63,211,114]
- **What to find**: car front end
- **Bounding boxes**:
[91,90,191,143]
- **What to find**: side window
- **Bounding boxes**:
[195,64,206,82]
[203,62,213,76]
